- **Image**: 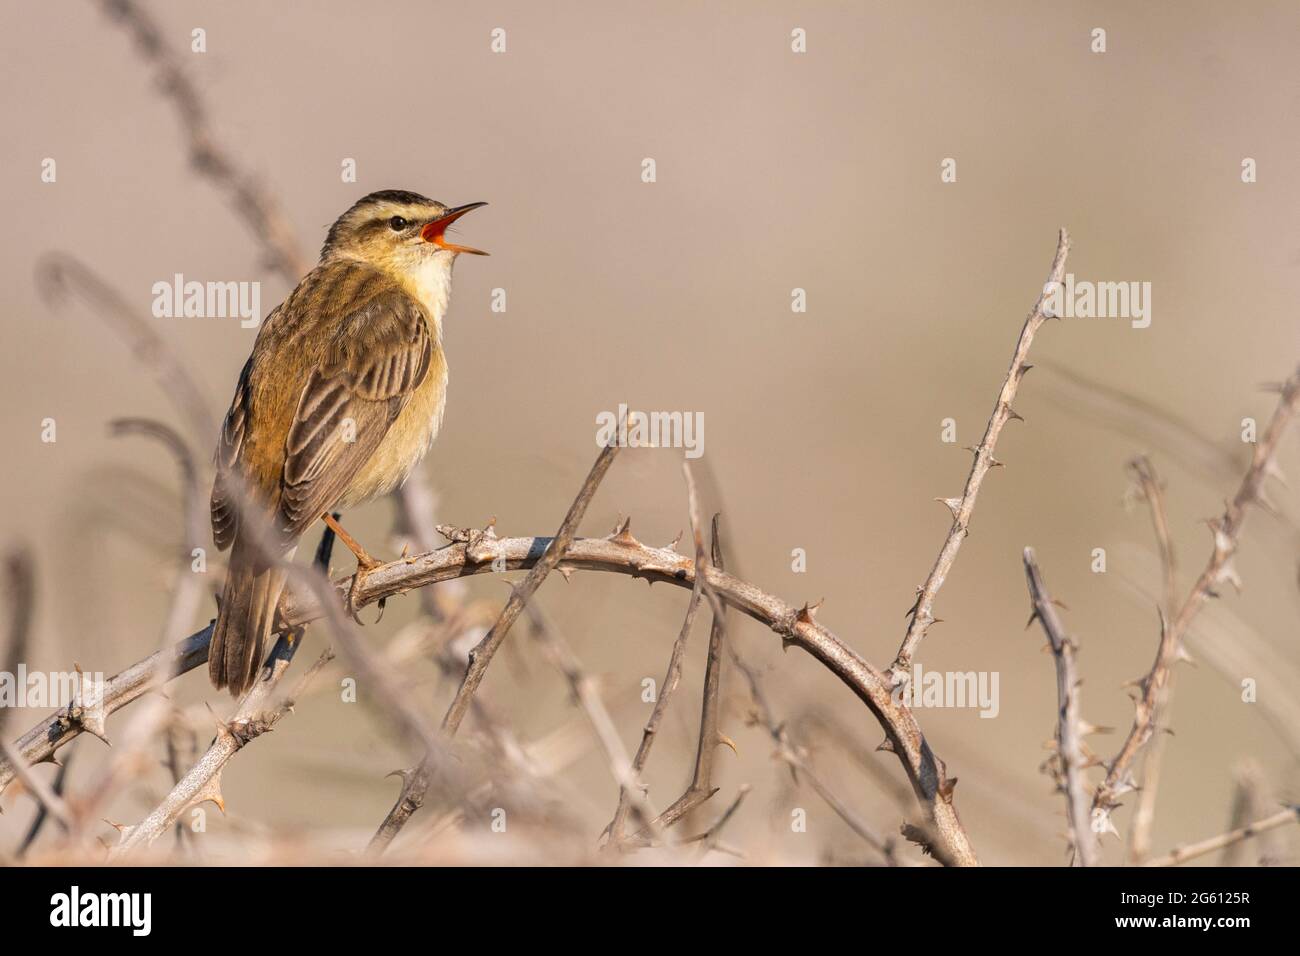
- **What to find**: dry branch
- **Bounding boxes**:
[1022,548,1099,867]
[605,461,711,846]
[97,0,310,283]
[526,605,660,838]
[1143,806,1299,867]
[369,439,621,852]
[889,229,1072,681]
[1123,455,1177,863]
[647,512,732,836]
[1093,366,1300,828]
[3,524,981,864]
[114,647,334,853]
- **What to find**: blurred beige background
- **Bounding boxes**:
[2,0,1298,864]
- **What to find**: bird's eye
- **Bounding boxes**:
[388,216,409,232]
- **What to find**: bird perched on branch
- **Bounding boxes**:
[209,189,488,695]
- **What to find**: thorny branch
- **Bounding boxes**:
[889,228,1072,681]
[1142,806,1299,867]
[114,521,340,853]
[1093,366,1300,831]
[97,0,311,283]
[2,522,981,864]
[0,548,74,832]
[526,605,660,839]
[727,641,903,865]
[645,512,734,838]
[1123,455,1177,863]
[114,647,334,853]
[368,439,621,852]
[605,461,711,847]
[1022,548,1099,867]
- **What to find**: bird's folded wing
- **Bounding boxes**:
[277,291,432,541]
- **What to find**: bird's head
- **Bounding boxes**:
[320,190,488,273]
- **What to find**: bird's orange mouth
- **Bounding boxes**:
[421,202,489,255]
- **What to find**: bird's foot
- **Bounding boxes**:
[321,513,386,625]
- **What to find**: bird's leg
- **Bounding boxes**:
[321,513,385,624]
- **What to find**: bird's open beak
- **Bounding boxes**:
[421,202,489,255]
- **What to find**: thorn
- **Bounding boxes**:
[1005,406,1025,424]
[1017,363,1034,378]
[795,599,824,626]
[77,711,111,747]
[1217,560,1243,593]
[1024,608,1040,629]
[903,590,923,619]
[191,773,226,815]
[1050,597,1069,611]
[1078,721,1113,736]
[1092,807,1120,838]
[556,565,574,582]
[1265,459,1288,487]
[938,777,958,800]
[987,455,1004,468]
[105,819,138,845]
[716,732,739,757]
[386,767,416,788]
[1174,645,1197,666]
[666,530,683,552]
[876,738,896,754]
[610,517,639,547]
[935,496,963,519]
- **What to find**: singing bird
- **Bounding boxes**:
[209,190,487,695]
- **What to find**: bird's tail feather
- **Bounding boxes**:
[210,541,288,697]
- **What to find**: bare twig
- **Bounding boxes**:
[96,0,310,283]
[1143,806,1299,867]
[113,523,340,853]
[369,439,621,852]
[443,444,620,736]
[1222,761,1283,866]
[113,646,334,853]
[0,548,73,832]
[606,461,710,846]
[1127,456,1178,617]
[78,419,209,826]
[648,512,732,836]
[889,228,1071,680]
[1124,455,1177,863]
[682,784,750,854]
[727,642,903,865]
[1094,366,1300,829]
[1022,548,1099,867]
[526,604,659,837]
[17,745,75,857]
[4,521,980,864]
[35,255,215,440]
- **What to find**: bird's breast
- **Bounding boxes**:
[339,345,448,506]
